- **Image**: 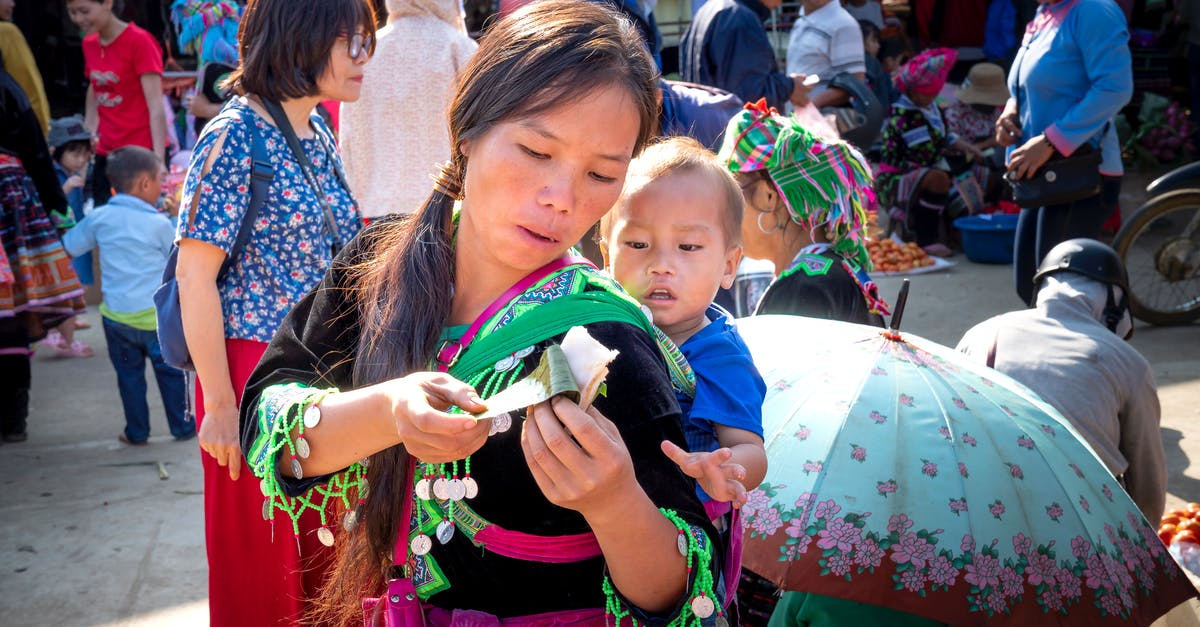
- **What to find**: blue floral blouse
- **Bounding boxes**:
[177,98,362,343]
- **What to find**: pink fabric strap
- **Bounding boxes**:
[435,255,595,372]
[473,524,602,563]
[393,458,417,566]
[874,162,903,175]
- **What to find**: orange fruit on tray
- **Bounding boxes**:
[1175,529,1200,545]
[1161,527,1177,545]
[1162,514,1184,527]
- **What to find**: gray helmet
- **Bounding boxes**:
[1033,238,1131,336]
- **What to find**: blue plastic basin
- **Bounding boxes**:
[953,214,1019,264]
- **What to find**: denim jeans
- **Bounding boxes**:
[1013,191,1108,306]
[102,317,192,442]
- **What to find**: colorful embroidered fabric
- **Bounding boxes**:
[718,99,876,271]
[895,48,959,96]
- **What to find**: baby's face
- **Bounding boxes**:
[606,169,739,339]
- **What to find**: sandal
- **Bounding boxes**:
[56,341,95,358]
[38,329,66,352]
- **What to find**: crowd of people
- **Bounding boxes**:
[0,0,1187,625]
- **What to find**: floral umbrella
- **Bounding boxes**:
[735,314,1196,625]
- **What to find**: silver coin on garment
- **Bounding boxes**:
[462,477,479,499]
[290,457,304,480]
[436,519,455,544]
[260,478,270,496]
[415,478,432,500]
[359,477,370,499]
[343,509,358,532]
[677,533,689,556]
[432,477,451,500]
[690,596,715,619]
[317,526,335,547]
[491,412,513,435]
[514,346,536,359]
[303,404,322,429]
[410,534,432,556]
[262,499,272,520]
[295,436,311,459]
[494,354,519,372]
[447,478,467,501]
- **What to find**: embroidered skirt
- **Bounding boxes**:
[0,153,85,340]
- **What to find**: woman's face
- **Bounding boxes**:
[458,84,642,276]
[737,175,781,260]
[66,0,113,35]
[908,90,936,108]
[315,33,370,102]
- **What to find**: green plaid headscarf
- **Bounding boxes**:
[717,99,875,270]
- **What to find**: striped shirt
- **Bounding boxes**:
[785,0,866,97]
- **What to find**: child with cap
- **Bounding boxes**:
[61,146,193,445]
[600,135,768,612]
[719,98,888,326]
[876,48,986,257]
[40,115,97,356]
[943,62,1009,204]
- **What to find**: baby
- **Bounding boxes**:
[600,136,767,512]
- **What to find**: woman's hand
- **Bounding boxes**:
[62,174,85,194]
[1007,134,1056,180]
[995,112,1022,147]
[384,372,490,464]
[521,396,638,518]
[199,403,243,480]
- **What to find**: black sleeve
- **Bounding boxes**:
[238,218,386,460]
[0,71,66,216]
[756,270,883,326]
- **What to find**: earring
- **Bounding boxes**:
[757,210,784,235]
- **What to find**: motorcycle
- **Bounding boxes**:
[1112,160,1200,325]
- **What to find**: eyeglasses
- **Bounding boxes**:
[345,32,372,62]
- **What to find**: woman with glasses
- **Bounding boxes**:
[173,0,371,623]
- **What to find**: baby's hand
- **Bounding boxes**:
[661,440,749,507]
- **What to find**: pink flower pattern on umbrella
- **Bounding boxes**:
[773,379,792,391]
[733,317,1195,624]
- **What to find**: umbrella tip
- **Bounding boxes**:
[886,280,911,339]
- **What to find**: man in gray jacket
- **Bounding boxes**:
[957,239,1166,522]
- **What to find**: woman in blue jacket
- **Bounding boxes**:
[1000,0,1132,305]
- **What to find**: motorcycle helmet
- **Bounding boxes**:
[825,72,884,150]
[1033,238,1131,337]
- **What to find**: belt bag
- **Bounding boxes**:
[1005,146,1102,208]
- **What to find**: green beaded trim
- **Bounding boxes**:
[603,508,719,626]
[249,382,365,536]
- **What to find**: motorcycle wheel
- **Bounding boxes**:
[1112,189,1200,325]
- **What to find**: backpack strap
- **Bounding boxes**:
[216,120,272,281]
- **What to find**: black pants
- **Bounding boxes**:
[0,317,31,437]
[1013,191,1108,305]
[91,153,112,207]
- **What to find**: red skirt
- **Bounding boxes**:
[196,338,334,626]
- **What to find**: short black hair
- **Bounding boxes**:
[224,0,377,101]
[880,37,908,61]
[52,139,93,164]
[858,19,881,42]
[105,146,160,194]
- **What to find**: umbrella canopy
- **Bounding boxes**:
[736,315,1196,626]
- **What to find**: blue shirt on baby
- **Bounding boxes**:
[677,305,766,502]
